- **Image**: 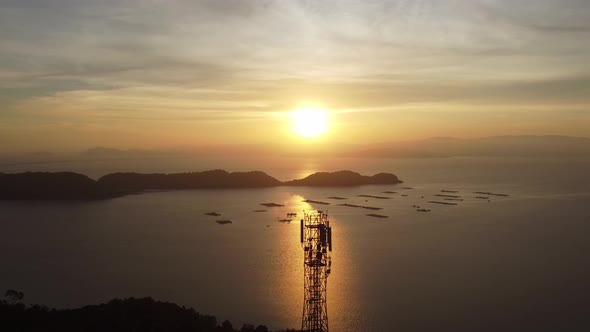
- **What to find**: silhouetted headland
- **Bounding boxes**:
[0,172,123,200]
[99,170,282,191]
[0,170,402,200]
[283,170,402,187]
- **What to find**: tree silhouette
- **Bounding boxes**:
[4,289,24,304]
[0,296,297,332]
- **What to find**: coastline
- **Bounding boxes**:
[0,170,403,200]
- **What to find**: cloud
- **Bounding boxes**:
[0,0,589,150]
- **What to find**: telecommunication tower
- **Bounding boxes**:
[300,210,332,332]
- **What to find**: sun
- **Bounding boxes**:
[291,108,328,138]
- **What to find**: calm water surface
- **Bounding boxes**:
[1,157,590,331]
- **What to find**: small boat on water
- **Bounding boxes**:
[435,194,461,198]
[261,202,284,207]
[339,203,383,210]
[216,220,232,225]
[205,212,221,216]
[428,201,458,206]
[366,213,389,218]
[358,194,391,199]
[474,191,509,197]
[327,196,348,200]
[278,219,292,223]
[302,199,330,205]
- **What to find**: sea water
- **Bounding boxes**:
[1,157,589,331]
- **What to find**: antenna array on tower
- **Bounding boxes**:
[300,210,332,332]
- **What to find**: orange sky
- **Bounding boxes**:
[1,1,589,153]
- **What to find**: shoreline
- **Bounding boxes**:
[0,170,403,201]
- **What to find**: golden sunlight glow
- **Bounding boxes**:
[291,108,328,138]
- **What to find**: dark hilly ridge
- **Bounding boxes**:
[0,172,119,200]
[1,296,295,332]
[0,169,402,200]
[98,170,282,191]
[284,170,402,186]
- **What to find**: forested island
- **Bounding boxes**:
[0,170,402,200]
[0,293,295,332]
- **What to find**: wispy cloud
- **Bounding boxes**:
[1,0,589,150]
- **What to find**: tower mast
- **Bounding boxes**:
[300,210,332,332]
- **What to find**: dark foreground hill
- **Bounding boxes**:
[0,296,296,332]
[0,169,402,200]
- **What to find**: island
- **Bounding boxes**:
[0,170,403,200]
[284,170,402,187]
[0,172,122,200]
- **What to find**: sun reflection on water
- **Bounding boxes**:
[264,192,357,331]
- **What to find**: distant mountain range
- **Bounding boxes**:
[91,135,589,158]
[0,170,402,200]
[351,136,590,158]
[1,136,589,166]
